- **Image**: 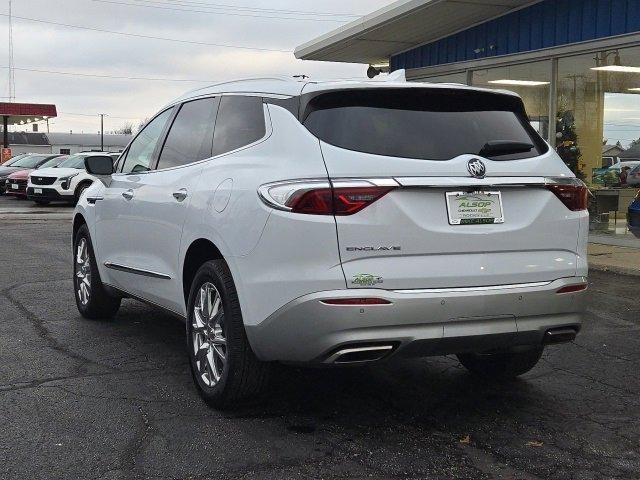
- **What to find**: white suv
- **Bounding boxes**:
[73,78,588,408]
[28,152,120,205]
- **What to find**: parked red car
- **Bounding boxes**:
[4,155,66,198]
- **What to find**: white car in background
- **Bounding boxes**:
[627,164,640,186]
[609,160,640,175]
[27,152,120,205]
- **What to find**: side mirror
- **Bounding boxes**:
[84,155,114,176]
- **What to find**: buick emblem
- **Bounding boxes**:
[467,158,486,179]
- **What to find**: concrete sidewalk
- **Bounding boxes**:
[588,242,640,277]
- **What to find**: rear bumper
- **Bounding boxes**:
[245,277,587,363]
[26,187,73,202]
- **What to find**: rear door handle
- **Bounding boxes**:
[172,188,188,202]
[122,189,134,200]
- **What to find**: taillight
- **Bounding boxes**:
[545,178,588,211]
[286,188,333,214]
[258,179,398,216]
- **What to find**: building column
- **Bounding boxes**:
[548,58,558,149]
[2,115,8,149]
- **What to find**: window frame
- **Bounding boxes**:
[152,96,221,172]
[116,106,176,175]
[208,93,271,160]
[116,94,273,175]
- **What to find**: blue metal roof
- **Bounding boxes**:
[391,0,640,71]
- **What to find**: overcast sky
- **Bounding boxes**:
[1,0,392,134]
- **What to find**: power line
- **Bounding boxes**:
[125,0,361,17]
[0,65,215,83]
[0,14,292,52]
[89,0,354,21]
[59,112,143,120]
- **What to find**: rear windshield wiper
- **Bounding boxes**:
[479,141,534,157]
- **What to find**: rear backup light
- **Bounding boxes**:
[545,179,588,211]
[320,298,392,305]
[556,283,587,294]
[258,179,398,216]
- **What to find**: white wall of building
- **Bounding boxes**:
[51,143,127,155]
[9,145,52,155]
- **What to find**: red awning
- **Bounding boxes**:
[0,102,57,125]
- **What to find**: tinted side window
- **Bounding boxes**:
[157,98,217,170]
[211,96,266,157]
[121,109,173,174]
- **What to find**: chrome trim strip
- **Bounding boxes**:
[332,178,400,188]
[325,345,393,364]
[258,179,331,212]
[394,176,583,188]
[393,281,553,294]
[395,176,546,188]
[104,262,171,280]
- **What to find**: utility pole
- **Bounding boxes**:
[99,113,106,151]
[8,0,15,101]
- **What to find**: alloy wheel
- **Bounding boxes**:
[75,238,91,305]
[192,282,227,387]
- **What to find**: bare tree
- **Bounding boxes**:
[114,122,134,135]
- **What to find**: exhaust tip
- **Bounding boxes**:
[544,327,578,345]
[325,345,394,364]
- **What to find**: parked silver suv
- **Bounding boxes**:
[73,78,588,408]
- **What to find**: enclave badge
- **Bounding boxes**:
[467,158,486,179]
[346,246,401,252]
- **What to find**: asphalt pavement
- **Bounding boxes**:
[1,198,640,479]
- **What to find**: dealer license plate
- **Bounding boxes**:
[446,191,504,225]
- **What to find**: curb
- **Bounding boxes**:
[589,263,640,278]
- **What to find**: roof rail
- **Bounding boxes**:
[185,76,300,95]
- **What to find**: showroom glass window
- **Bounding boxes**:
[421,71,468,84]
[156,98,218,170]
[557,46,640,183]
[472,60,551,141]
[120,108,173,174]
[211,96,266,157]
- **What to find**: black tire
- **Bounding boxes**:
[186,260,270,409]
[34,200,50,205]
[457,346,544,379]
[74,182,92,205]
[73,224,121,319]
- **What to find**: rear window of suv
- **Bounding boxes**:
[302,88,547,161]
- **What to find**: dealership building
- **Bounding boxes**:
[296,0,640,181]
